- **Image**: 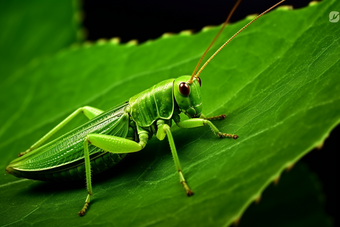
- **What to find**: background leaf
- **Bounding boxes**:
[0,0,81,81]
[0,0,339,226]
[0,0,82,145]
[239,162,332,227]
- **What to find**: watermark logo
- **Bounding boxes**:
[329,11,339,23]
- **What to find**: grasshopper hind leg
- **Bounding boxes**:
[18,106,104,157]
[79,131,149,216]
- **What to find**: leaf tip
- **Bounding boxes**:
[110,37,121,45]
[273,175,280,185]
[255,194,261,204]
[126,39,138,46]
[232,217,241,227]
[162,32,175,38]
[286,163,295,172]
[316,133,329,150]
[309,1,320,6]
[316,141,324,150]
[277,5,294,11]
[245,14,258,21]
[96,39,107,46]
[202,25,216,32]
[180,30,193,36]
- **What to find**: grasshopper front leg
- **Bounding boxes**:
[200,113,226,121]
[176,116,238,139]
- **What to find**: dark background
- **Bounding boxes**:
[82,0,337,226]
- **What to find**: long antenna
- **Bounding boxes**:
[189,0,285,82]
[188,0,242,84]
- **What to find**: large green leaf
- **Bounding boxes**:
[0,0,339,226]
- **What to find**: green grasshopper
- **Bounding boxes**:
[6,0,285,216]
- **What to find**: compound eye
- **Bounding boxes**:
[179,82,190,96]
[196,77,201,87]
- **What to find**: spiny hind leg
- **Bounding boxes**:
[79,132,149,216]
[19,106,104,157]
[176,118,238,139]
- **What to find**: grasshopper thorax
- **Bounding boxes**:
[174,75,202,118]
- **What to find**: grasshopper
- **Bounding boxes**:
[6,0,285,216]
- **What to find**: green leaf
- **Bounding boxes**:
[0,0,339,226]
[0,0,81,82]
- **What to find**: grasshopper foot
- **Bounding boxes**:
[18,149,31,157]
[186,189,194,197]
[181,180,194,197]
[218,132,238,139]
[78,202,89,217]
[203,114,226,121]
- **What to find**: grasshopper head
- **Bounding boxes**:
[174,75,202,118]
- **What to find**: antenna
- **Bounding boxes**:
[188,0,242,84]
[188,0,286,83]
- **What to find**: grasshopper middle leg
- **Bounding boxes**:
[156,120,194,196]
